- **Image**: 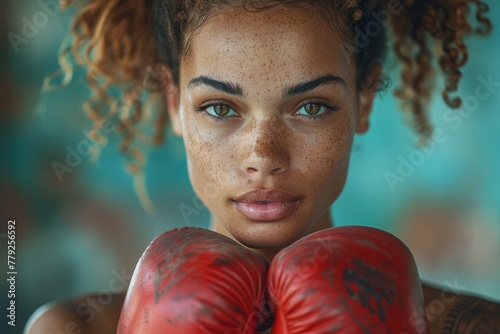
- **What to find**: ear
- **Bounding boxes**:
[355,65,381,134]
[355,89,376,134]
[160,65,182,137]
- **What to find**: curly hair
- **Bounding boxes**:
[49,0,492,209]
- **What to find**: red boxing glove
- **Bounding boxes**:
[117,227,273,334]
[268,226,428,334]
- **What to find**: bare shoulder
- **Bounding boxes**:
[24,291,126,334]
[422,282,500,334]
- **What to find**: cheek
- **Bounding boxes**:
[182,119,234,202]
[299,114,355,196]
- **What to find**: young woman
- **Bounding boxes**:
[25,0,500,333]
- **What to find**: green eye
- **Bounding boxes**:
[296,102,329,116]
[205,104,236,117]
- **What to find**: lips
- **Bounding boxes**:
[233,189,301,221]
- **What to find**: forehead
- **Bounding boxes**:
[181,6,355,90]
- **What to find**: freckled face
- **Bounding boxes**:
[171,6,370,251]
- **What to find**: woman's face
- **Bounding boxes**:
[167,5,376,256]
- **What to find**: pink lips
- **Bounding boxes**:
[233,189,301,222]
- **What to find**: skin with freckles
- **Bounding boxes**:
[25,4,500,334]
[166,6,375,262]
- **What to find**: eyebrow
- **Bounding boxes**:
[187,76,244,96]
[187,74,347,98]
[283,75,347,97]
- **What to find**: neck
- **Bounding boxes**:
[211,210,334,263]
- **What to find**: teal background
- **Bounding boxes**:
[1,1,499,332]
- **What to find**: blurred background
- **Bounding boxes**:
[1,0,499,333]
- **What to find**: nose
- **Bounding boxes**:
[240,117,290,177]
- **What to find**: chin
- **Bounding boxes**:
[229,222,307,251]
